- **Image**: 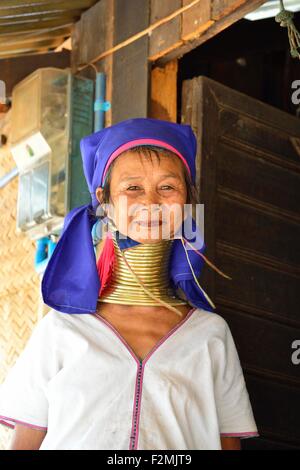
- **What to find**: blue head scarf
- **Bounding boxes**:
[41,117,216,314]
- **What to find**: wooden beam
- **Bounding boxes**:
[71,0,114,125]
[181,0,212,41]
[0,11,82,26]
[211,0,247,20]
[0,17,74,35]
[150,59,178,122]
[0,46,57,59]
[149,0,181,59]
[0,37,63,53]
[0,8,84,21]
[54,36,71,52]
[0,0,95,8]
[111,0,150,123]
[152,0,265,66]
[0,0,96,15]
[149,0,213,59]
[75,0,111,67]
[0,27,70,46]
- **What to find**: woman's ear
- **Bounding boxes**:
[95,186,104,205]
[95,187,108,220]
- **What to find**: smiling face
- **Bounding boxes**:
[95,148,189,244]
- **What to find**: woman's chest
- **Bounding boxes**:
[93,307,192,362]
[49,317,209,394]
[99,316,181,362]
[112,324,168,362]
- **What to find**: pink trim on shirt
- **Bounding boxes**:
[134,307,197,450]
[0,415,48,431]
[220,432,259,437]
[101,138,192,186]
[0,419,14,429]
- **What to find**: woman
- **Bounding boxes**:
[0,118,259,450]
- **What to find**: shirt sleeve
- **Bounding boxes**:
[211,316,260,440]
[0,309,60,431]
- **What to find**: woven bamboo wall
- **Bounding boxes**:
[0,110,48,450]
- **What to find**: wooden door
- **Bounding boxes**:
[181,76,300,450]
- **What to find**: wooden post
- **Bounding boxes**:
[150,59,178,122]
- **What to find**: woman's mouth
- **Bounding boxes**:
[136,220,164,227]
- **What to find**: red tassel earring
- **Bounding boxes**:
[97,230,115,296]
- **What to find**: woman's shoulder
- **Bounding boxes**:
[41,308,88,325]
[39,308,67,325]
[40,308,98,336]
[37,308,83,332]
[192,307,231,339]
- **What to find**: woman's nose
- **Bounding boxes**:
[140,189,161,206]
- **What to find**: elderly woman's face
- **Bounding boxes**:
[96,151,188,243]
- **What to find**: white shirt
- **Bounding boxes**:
[0,306,259,450]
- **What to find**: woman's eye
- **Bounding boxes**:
[127,186,140,191]
[125,185,174,191]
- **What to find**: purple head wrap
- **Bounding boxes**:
[41,117,215,314]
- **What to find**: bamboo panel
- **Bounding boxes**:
[0,110,45,450]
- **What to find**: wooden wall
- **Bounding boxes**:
[71,0,265,124]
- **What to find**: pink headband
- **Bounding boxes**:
[101,138,192,186]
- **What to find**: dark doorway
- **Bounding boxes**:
[177,14,300,123]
